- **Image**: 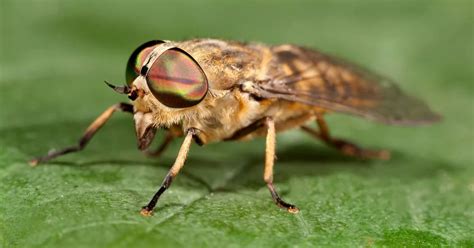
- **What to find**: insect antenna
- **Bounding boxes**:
[104,80,131,94]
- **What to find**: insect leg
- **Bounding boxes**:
[301,115,390,160]
[29,103,133,166]
[140,128,195,216]
[144,131,175,157]
[224,118,266,141]
[264,117,299,213]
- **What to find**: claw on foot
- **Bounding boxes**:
[140,207,153,217]
[275,198,300,214]
[287,205,300,214]
[339,142,391,160]
[29,159,39,167]
[377,150,391,160]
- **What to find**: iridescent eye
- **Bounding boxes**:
[146,48,208,108]
[125,40,165,86]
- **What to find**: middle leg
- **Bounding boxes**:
[264,117,299,213]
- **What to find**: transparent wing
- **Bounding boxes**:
[253,45,441,125]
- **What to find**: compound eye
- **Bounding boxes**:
[125,40,165,86]
[146,48,208,108]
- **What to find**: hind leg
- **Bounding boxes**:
[301,115,390,160]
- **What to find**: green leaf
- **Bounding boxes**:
[1,0,472,247]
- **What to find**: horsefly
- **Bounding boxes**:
[30,39,441,216]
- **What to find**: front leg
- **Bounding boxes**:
[29,103,133,166]
[140,128,196,216]
[264,117,299,213]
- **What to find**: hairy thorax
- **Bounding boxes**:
[131,39,325,144]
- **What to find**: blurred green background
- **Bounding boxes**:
[1,0,473,247]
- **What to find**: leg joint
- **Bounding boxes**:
[116,102,134,113]
[162,174,174,188]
